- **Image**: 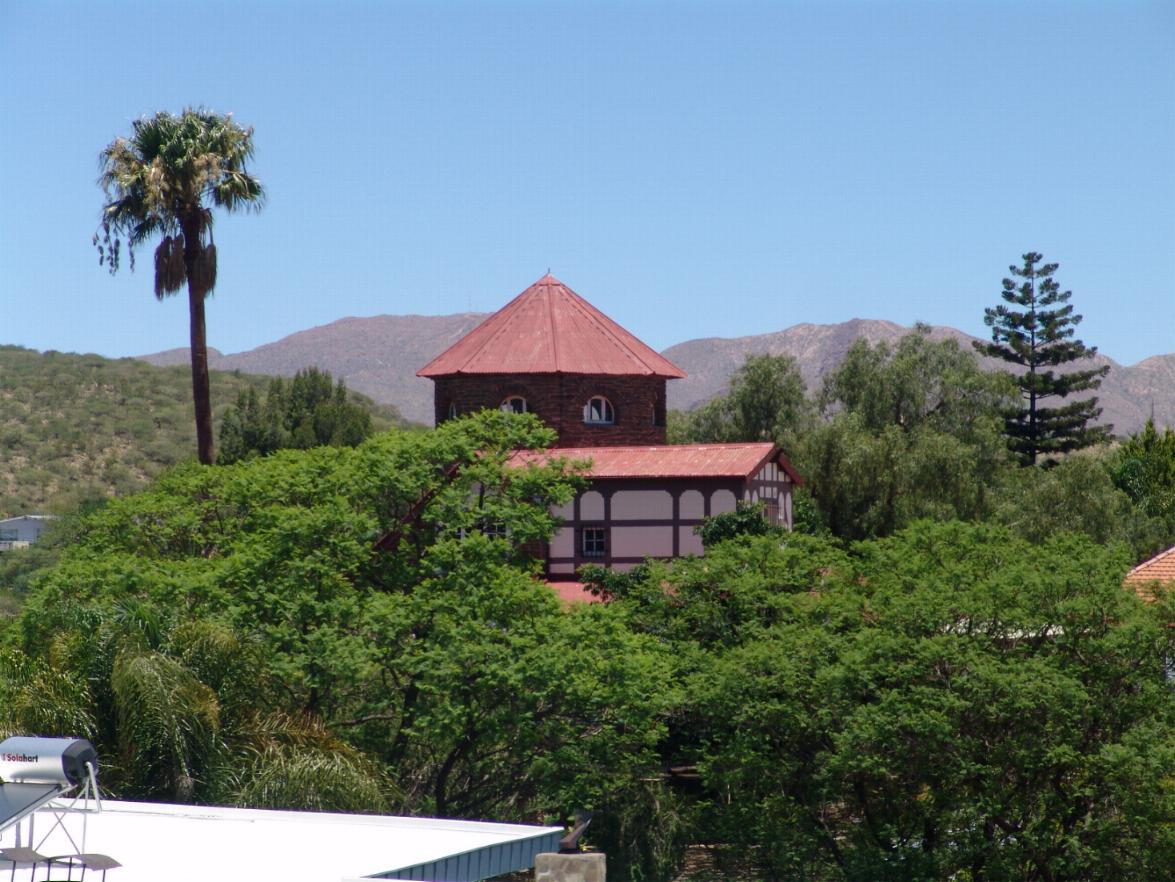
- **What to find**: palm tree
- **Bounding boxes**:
[97,109,264,464]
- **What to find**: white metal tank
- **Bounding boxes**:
[0,737,97,786]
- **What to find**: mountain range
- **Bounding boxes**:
[140,315,1175,435]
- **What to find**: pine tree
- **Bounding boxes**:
[974,252,1111,466]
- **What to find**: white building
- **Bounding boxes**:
[0,516,56,552]
[2,798,562,882]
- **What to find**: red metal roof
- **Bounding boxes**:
[417,274,686,378]
[512,442,802,483]
[1124,544,1175,601]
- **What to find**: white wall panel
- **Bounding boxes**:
[580,491,605,520]
[611,489,673,520]
[679,489,704,520]
[611,525,674,558]
[550,528,573,557]
[711,489,737,514]
[678,527,704,557]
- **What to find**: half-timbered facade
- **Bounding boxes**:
[512,443,799,577]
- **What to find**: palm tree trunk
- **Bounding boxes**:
[189,288,215,464]
[182,218,215,465]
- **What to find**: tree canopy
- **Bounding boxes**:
[217,367,377,464]
[671,353,813,446]
[5,411,1173,879]
[800,330,1012,540]
[600,522,1175,881]
[8,412,672,834]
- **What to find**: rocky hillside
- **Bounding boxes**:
[0,346,403,518]
[140,316,1175,435]
[142,314,487,428]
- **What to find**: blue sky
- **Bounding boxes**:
[1,1,1172,365]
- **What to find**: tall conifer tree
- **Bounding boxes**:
[974,252,1110,465]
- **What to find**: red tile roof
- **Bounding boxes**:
[512,442,802,483]
[417,274,686,378]
[1124,544,1175,601]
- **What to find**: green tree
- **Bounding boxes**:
[14,412,672,850]
[606,522,1175,881]
[695,501,781,547]
[672,354,813,446]
[217,368,374,464]
[821,326,1012,443]
[990,452,1166,557]
[974,252,1111,466]
[801,330,1011,540]
[1108,417,1175,553]
[97,109,265,465]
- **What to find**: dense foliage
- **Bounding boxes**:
[670,326,1175,562]
[4,321,1174,882]
[974,253,1111,466]
[217,367,376,463]
[671,354,813,448]
[594,525,1175,881]
[3,408,1171,881]
[3,413,671,839]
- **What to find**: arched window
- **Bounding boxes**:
[583,396,615,425]
[500,396,527,414]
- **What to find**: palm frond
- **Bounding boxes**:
[95,108,264,276]
[111,650,221,800]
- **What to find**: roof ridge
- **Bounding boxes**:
[545,279,560,369]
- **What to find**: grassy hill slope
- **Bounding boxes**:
[0,345,406,517]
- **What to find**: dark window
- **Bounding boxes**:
[582,527,607,557]
[583,396,615,425]
[447,402,458,420]
[500,396,527,414]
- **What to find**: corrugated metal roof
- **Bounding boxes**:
[1124,544,1175,601]
[417,274,686,378]
[513,442,801,482]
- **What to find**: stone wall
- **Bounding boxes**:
[534,853,606,882]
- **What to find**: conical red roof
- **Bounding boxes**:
[417,275,686,378]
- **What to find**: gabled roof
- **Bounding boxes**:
[417,275,686,378]
[511,442,802,483]
[1124,544,1175,601]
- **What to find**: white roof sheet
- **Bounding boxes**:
[2,799,561,882]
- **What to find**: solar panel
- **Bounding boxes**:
[0,783,66,835]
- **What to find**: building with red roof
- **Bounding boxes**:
[419,275,684,447]
[420,274,801,585]
[1124,545,1175,601]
